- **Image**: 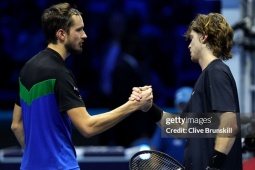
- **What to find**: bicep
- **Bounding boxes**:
[218,112,239,136]
[219,112,237,127]
[12,104,22,123]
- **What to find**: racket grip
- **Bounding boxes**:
[145,103,163,122]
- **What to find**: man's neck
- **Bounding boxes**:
[198,50,218,71]
[47,44,70,60]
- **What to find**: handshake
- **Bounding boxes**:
[128,85,153,112]
[128,85,163,123]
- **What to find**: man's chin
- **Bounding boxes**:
[191,57,198,63]
[70,48,83,54]
[76,50,83,54]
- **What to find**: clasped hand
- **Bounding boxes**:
[129,85,153,112]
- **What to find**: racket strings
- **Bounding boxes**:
[130,151,183,170]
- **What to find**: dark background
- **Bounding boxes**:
[0,0,220,149]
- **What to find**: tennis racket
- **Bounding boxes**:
[129,150,185,170]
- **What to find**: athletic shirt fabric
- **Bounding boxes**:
[182,59,242,170]
[16,48,85,170]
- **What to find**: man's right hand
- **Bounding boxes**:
[129,86,153,112]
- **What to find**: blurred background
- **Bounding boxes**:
[0,0,255,169]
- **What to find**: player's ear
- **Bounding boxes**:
[56,29,66,41]
[201,34,208,44]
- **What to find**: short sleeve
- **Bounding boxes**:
[15,94,20,106]
[206,69,236,112]
[55,70,85,112]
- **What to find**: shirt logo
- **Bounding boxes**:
[74,86,82,100]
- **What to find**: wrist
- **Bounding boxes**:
[145,103,163,122]
[207,149,227,169]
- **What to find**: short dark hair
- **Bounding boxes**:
[41,2,82,44]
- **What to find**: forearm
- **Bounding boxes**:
[11,104,25,148]
[207,137,235,170]
[156,111,187,138]
[214,137,235,154]
[70,101,138,138]
[207,112,238,169]
[214,111,238,154]
[157,112,183,129]
[70,87,152,138]
[11,122,25,148]
[87,101,136,136]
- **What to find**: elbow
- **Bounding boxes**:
[82,133,93,138]
[79,127,96,138]
[11,123,18,133]
[81,131,94,138]
[11,123,18,132]
[231,124,239,135]
[11,120,23,133]
[79,117,98,138]
[224,123,239,137]
[74,116,99,138]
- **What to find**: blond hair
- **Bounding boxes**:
[184,13,234,60]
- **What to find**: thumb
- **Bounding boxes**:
[139,85,152,91]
